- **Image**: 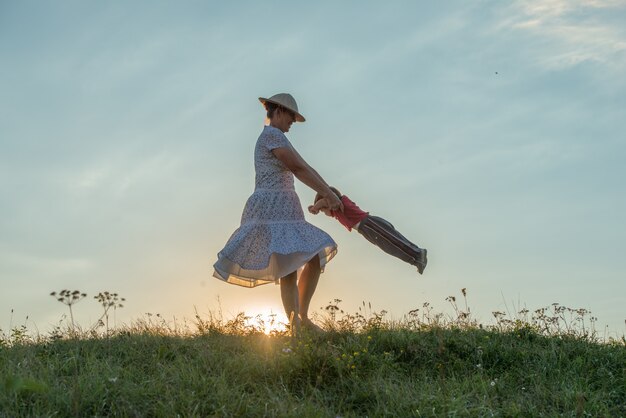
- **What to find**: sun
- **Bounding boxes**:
[244,307,289,335]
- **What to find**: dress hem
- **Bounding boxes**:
[213,245,337,288]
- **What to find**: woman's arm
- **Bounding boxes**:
[272,146,343,212]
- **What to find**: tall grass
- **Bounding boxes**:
[1,290,624,417]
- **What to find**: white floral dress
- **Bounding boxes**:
[213,125,337,287]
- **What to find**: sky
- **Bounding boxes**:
[1,0,625,338]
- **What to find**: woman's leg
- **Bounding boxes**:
[298,255,321,325]
[280,271,300,331]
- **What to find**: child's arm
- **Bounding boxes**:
[308,197,331,214]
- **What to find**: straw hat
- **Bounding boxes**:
[258,93,306,122]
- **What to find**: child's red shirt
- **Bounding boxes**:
[332,195,369,231]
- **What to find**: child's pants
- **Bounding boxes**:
[356,215,424,267]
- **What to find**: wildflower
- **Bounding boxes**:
[367,335,372,340]
[476,364,482,369]
[490,381,496,386]
[109,377,118,383]
[282,348,292,354]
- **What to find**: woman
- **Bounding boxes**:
[213,93,343,333]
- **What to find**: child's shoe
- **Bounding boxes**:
[416,249,427,274]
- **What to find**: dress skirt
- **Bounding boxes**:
[213,188,337,288]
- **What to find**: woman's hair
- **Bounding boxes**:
[264,102,295,120]
[314,186,342,203]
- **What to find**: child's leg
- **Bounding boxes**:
[357,215,427,273]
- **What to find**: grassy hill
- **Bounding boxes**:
[1,298,624,417]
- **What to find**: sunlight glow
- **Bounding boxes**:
[244,307,288,335]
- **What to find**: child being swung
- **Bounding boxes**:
[308,187,428,274]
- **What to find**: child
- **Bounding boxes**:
[308,187,428,274]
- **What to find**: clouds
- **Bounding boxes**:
[502,0,626,71]
[64,150,183,198]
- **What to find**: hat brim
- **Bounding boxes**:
[259,97,306,122]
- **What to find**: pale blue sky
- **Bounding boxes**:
[1,1,625,336]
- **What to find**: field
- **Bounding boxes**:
[1,291,624,417]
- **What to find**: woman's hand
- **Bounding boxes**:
[324,192,344,212]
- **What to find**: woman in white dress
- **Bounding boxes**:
[213,93,343,332]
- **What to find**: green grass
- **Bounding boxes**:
[1,297,625,417]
